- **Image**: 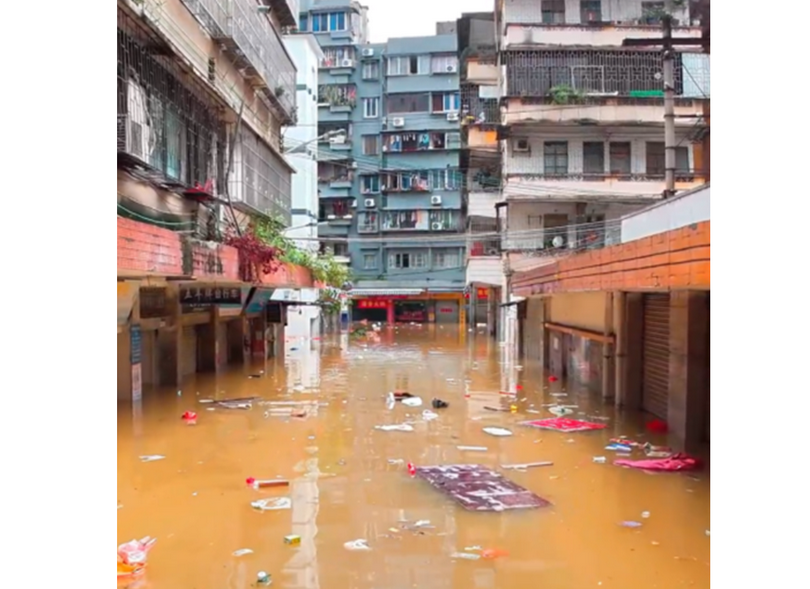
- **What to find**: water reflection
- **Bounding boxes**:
[118,325,709,589]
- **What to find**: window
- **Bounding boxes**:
[583,142,605,175]
[321,47,355,68]
[362,135,379,155]
[387,56,422,76]
[544,141,569,175]
[383,171,429,192]
[389,252,427,269]
[541,0,566,24]
[433,249,460,269]
[318,84,356,107]
[431,54,459,74]
[358,212,378,232]
[383,132,458,152]
[362,61,379,79]
[429,169,460,190]
[362,253,378,269]
[580,1,602,22]
[641,2,666,25]
[645,142,665,175]
[429,210,457,230]
[527,215,544,228]
[311,11,347,32]
[362,97,379,118]
[431,92,460,113]
[299,14,308,31]
[361,175,380,193]
[383,211,418,230]
[333,243,349,257]
[609,142,631,175]
[675,146,690,176]
[387,93,430,114]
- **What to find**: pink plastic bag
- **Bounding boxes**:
[118,536,156,565]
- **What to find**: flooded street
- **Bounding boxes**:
[118,326,710,589]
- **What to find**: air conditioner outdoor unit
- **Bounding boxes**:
[350,199,357,208]
[430,195,442,205]
[364,198,376,207]
[341,59,355,68]
[329,136,345,145]
[392,117,405,128]
[446,112,459,122]
[350,161,358,169]
[431,222,443,230]
[361,48,375,57]
[485,248,499,255]
[327,214,337,220]
[446,64,458,73]
[514,138,530,153]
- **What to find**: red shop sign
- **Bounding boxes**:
[357,300,388,309]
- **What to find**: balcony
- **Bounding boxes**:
[228,127,293,224]
[465,60,498,85]
[504,96,705,126]
[117,18,224,194]
[503,23,701,49]
[262,0,299,29]
[181,0,297,124]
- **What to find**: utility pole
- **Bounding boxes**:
[623,4,705,199]
[662,14,676,197]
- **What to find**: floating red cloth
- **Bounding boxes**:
[520,417,607,433]
[614,453,702,472]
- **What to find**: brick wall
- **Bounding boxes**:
[118,217,183,276]
[117,217,239,280]
[513,221,710,296]
[117,217,312,286]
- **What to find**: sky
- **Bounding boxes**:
[362,0,495,43]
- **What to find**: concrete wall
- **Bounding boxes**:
[621,184,710,243]
[285,34,324,251]
[549,292,607,333]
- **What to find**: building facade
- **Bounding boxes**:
[117,0,312,401]
[299,1,467,324]
[494,0,710,337]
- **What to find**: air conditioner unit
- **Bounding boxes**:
[364,198,376,207]
[392,117,405,128]
[513,138,530,153]
[430,195,442,205]
[446,64,458,73]
[350,161,358,169]
[485,247,499,255]
[329,136,345,145]
[446,112,459,122]
[350,199,357,208]
[327,214,337,220]
[128,119,145,159]
[361,48,375,57]
[431,222,443,230]
[340,58,355,68]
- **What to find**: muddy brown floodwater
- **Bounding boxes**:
[118,325,710,589]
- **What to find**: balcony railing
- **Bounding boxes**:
[262,0,299,29]
[181,0,297,123]
[501,220,622,253]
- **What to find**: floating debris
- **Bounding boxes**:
[482,426,513,437]
[232,548,253,557]
[139,455,165,463]
[251,497,292,511]
[501,461,553,470]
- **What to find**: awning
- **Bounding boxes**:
[271,288,319,303]
[349,288,424,297]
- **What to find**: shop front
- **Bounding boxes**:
[179,284,244,373]
[349,289,466,325]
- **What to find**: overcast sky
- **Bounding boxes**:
[362,0,495,43]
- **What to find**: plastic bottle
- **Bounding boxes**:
[246,477,289,489]
[451,552,481,560]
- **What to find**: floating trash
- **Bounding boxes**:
[139,455,165,463]
[232,548,253,557]
[251,497,292,511]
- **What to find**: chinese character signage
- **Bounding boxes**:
[180,286,242,312]
[139,287,168,319]
[357,300,388,309]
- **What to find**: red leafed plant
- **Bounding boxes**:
[225,226,283,283]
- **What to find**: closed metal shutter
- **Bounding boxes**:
[435,301,460,323]
[181,326,197,377]
[642,294,670,419]
[704,294,710,442]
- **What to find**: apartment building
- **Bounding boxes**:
[300,0,467,324]
[116,0,304,399]
[458,11,503,333]
[495,0,710,289]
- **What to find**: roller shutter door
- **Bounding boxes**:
[180,326,197,377]
[435,301,460,323]
[642,294,670,419]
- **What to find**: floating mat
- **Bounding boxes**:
[414,464,550,512]
[520,417,607,433]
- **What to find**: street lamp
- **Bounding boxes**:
[284,129,345,156]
